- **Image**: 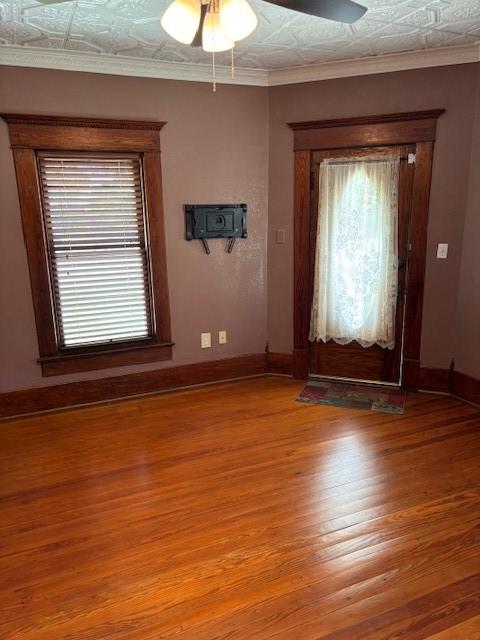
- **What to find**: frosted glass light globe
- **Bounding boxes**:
[161,0,201,45]
[202,10,234,52]
[219,0,257,42]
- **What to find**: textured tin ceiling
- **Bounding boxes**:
[0,0,479,70]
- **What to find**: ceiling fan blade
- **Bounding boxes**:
[262,0,367,23]
[191,3,208,47]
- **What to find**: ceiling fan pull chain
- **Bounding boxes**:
[231,46,235,79]
[211,0,217,92]
[212,49,217,92]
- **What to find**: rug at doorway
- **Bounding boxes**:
[297,379,406,414]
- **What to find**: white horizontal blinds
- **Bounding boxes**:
[39,154,153,348]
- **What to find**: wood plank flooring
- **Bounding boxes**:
[1,376,479,639]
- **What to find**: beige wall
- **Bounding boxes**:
[0,67,269,392]
[268,63,479,371]
[1,62,479,393]
[455,64,480,380]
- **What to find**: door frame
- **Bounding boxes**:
[309,144,414,385]
[288,110,445,390]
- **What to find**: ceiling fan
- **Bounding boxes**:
[36,0,368,53]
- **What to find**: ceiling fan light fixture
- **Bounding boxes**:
[219,0,258,42]
[161,0,201,45]
[202,7,234,52]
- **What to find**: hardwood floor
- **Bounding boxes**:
[1,377,480,639]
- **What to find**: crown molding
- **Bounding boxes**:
[0,45,269,87]
[268,43,480,86]
[0,42,479,88]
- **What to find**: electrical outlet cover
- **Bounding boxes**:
[436,243,449,259]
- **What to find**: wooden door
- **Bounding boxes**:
[309,145,415,384]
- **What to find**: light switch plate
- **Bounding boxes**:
[218,330,227,344]
[201,332,211,348]
[436,243,449,259]
[276,229,286,244]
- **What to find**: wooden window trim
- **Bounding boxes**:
[2,114,173,376]
[288,109,445,390]
[287,110,444,150]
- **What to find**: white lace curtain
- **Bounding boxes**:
[309,155,400,350]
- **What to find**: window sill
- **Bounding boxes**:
[38,341,174,377]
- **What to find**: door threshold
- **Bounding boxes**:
[308,373,401,388]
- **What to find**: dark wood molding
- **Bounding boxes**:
[288,110,444,151]
[12,148,58,358]
[40,343,174,377]
[143,150,172,343]
[0,354,267,419]
[402,359,421,392]
[402,141,435,391]
[5,124,161,152]
[293,150,311,380]
[0,113,166,131]
[1,113,164,152]
[267,352,293,376]
[3,115,172,377]
[291,109,444,388]
[452,371,480,407]
[293,349,308,380]
[418,367,451,394]
[2,355,477,418]
[287,110,445,131]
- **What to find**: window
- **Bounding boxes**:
[3,114,172,376]
[40,154,153,348]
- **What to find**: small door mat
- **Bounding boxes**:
[297,379,406,414]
